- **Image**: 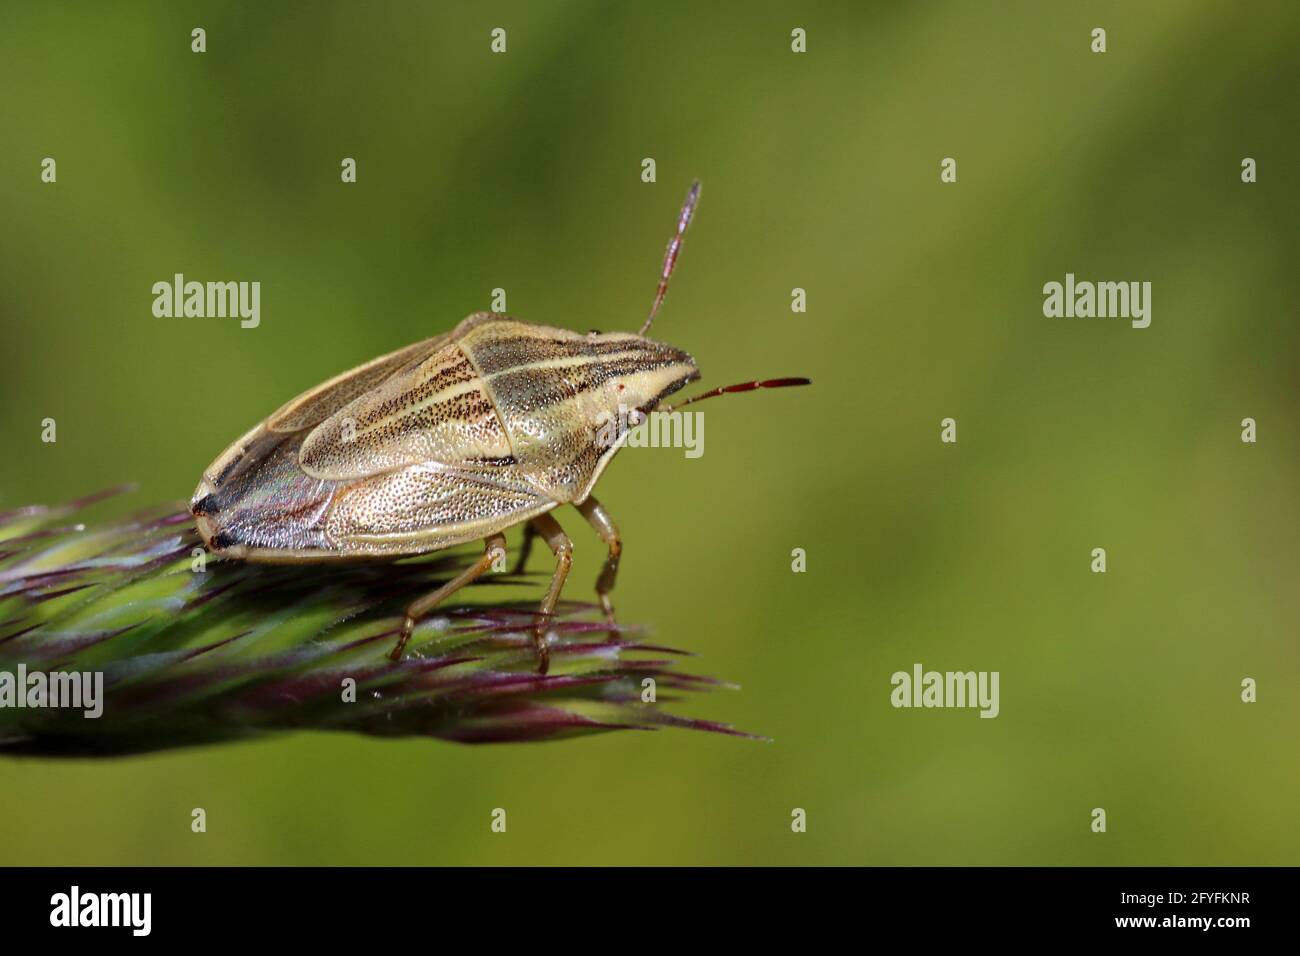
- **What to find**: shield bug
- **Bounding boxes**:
[191,182,809,673]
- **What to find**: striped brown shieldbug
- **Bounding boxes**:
[191,182,810,672]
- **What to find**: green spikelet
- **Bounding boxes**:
[0,489,749,756]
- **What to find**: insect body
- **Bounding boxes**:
[191,183,808,672]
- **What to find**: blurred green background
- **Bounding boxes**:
[1,1,1297,865]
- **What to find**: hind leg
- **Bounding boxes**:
[388,533,507,661]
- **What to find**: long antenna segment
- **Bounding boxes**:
[658,377,812,414]
[639,180,701,337]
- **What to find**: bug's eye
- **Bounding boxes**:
[587,329,600,336]
[617,384,625,391]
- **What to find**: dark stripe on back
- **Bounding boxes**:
[472,335,650,375]
[352,354,476,429]
[488,355,684,411]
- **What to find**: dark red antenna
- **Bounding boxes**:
[639,180,701,337]
[658,377,812,414]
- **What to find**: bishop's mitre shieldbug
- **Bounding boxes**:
[191,182,810,672]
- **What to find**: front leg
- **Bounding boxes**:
[527,512,572,675]
[575,495,621,629]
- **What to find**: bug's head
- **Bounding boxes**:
[581,333,700,426]
[586,177,701,416]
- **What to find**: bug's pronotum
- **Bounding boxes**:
[190,182,810,672]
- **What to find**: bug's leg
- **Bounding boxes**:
[388,533,507,662]
[528,513,572,675]
[575,496,621,632]
[511,521,537,575]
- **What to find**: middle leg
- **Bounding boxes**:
[575,495,621,631]
[527,512,572,675]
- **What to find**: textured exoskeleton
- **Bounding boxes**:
[192,182,807,672]
[193,313,696,559]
